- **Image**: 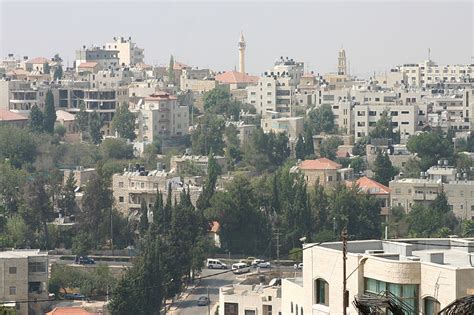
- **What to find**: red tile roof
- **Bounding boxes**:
[0,109,28,121]
[173,61,190,70]
[215,71,259,84]
[346,176,390,195]
[210,221,220,233]
[78,62,98,68]
[46,307,99,315]
[27,57,50,64]
[299,158,342,170]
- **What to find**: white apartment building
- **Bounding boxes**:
[398,59,473,87]
[0,250,49,315]
[261,116,304,139]
[112,168,201,217]
[282,238,474,315]
[390,163,474,219]
[75,46,119,71]
[105,36,144,66]
[425,89,473,131]
[247,57,304,117]
[219,283,282,315]
[136,91,189,142]
[354,103,427,141]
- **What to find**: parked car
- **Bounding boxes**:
[293,263,303,270]
[78,256,95,265]
[252,259,271,268]
[207,258,227,269]
[243,256,257,266]
[197,296,209,306]
[64,293,86,300]
[232,262,251,274]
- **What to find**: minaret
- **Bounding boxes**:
[338,48,347,75]
[238,31,246,74]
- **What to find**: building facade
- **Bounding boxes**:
[105,36,144,66]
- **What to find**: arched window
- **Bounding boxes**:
[296,304,299,315]
[315,278,329,306]
[301,307,303,315]
[424,297,440,315]
[291,302,293,313]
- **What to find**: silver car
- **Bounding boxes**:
[197,296,209,306]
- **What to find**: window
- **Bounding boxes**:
[119,196,124,203]
[296,304,298,315]
[9,286,16,295]
[424,297,440,315]
[224,303,238,315]
[315,279,329,306]
[9,267,17,274]
[119,182,124,188]
[365,278,418,314]
[28,282,42,293]
[28,262,46,273]
[244,311,256,315]
[141,182,144,188]
[301,307,303,315]
[291,302,293,312]
[263,305,273,315]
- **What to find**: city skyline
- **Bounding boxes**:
[1,1,473,77]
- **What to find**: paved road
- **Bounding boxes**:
[174,268,236,315]
[173,266,299,315]
[49,255,132,268]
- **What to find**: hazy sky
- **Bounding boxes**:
[1,1,473,77]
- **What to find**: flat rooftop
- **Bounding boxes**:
[0,249,47,258]
[311,238,474,268]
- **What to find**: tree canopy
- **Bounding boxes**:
[111,103,136,141]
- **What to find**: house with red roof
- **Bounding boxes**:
[346,176,391,219]
[215,70,259,89]
[0,109,28,128]
[293,157,353,188]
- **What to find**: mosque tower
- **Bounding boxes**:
[238,32,246,74]
[338,48,347,75]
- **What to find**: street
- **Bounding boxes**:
[172,265,299,315]
[172,268,236,315]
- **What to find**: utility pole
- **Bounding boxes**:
[207,286,210,315]
[342,228,348,315]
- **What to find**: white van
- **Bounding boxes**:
[232,262,250,274]
[207,259,227,269]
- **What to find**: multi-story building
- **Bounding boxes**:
[75,46,119,71]
[0,249,49,315]
[398,59,474,87]
[169,155,227,174]
[112,167,201,217]
[227,121,257,146]
[389,163,474,219]
[347,176,391,220]
[136,91,189,142]
[219,283,282,315]
[180,68,217,93]
[425,88,473,131]
[261,116,303,139]
[292,157,353,188]
[105,36,144,66]
[282,238,474,315]
[354,103,427,141]
[0,80,48,112]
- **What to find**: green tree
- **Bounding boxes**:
[6,215,28,247]
[308,104,335,134]
[369,110,398,143]
[0,127,37,169]
[21,175,52,248]
[168,55,175,84]
[403,158,422,178]
[203,87,241,119]
[295,134,305,160]
[289,247,303,262]
[59,172,76,217]
[350,156,366,174]
[224,124,241,166]
[29,105,44,133]
[191,114,225,155]
[196,154,220,211]
[111,103,136,141]
[100,138,134,160]
[242,129,289,172]
[319,136,343,160]
[406,131,454,170]
[54,124,66,137]
[139,200,149,236]
[88,111,102,144]
[77,174,112,247]
[373,151,397,186]
[72,232,93,256]
[43,90,57,134]
[53,65,63,80]
[76,102,89,134]
[304,127,315,158]
[352,136,369,156]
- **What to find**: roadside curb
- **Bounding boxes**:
[168,278,201,313]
